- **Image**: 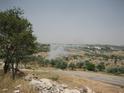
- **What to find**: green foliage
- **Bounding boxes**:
[106,67,124,74]
[36,43,50,52]
[119,67,124,73]
[50,59,58,66]
[0,8,37,78]
[0,49,4,59]
[51,58,67,69]
[0,8,36,60]
[68,63,76,70]
[96,62,105,71]
[35,56,50,67]
[55,59,67,69]
[84,61,95,71]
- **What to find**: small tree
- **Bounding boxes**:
[54,59,67,70]
[96,62,105,71]
[0,8,37,79]
[84,61,95,71]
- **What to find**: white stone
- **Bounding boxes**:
[61,84,68,89]
[85,86,95,93]
[64,89,80,93]
[2,88,8,91]
[25,74,96,93]
[14,89,20,93]
[15,84,21,89]
[39,78,53,89]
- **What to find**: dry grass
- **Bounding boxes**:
[0,69,37,93]
[23,67,124,93]
[57,73,124,93]
[0,68,124,93]
[26,68,124,93]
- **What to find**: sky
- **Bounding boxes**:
[0,0,124,45]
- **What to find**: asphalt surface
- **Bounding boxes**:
[57,70,124,87]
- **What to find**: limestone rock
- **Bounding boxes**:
[15,84,21,89]
[2,88,8,92]
[64,89,80,93]
[39,78,53,89]
[25,74,96,93]
[13,89,20,93]
[85,87,95,93]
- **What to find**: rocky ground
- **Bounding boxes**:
[22,74,95,93]
[1,68,124,93]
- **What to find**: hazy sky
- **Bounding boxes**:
[0,0,124,45]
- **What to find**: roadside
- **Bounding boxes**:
[55,70,124,87]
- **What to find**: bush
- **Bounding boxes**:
[106,67,118,74]
[49,58,67,69]
[84,61,95,71]
[54,59,67,69]
[118,67,124,73]
[106,67,124,74]
[50,59,58,66]
[96,62,105,71]
[36,56,45,66]
[44,59,50,66]
[35,56,50,67]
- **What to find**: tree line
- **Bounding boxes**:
[32,56,124,74]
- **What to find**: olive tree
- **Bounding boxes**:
[0,8,37,79]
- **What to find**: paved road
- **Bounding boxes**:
[57,70,124,87]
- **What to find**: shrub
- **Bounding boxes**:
[50,59,57,66]
[106,67,124,74]
[36,56,45,66]
[49,58,67,69]
[68,63,76,70]
[44,59,50,66]
[84,61,95,71]
[34,56,50,67]
[118,67,124,73]
[96,62,105,71]
[54,59,67,69]
[106,67,118,74]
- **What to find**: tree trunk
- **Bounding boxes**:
[15,61,19,75]
[3,61,9,74]
[11,63,15,80]
[3,47,10,74]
